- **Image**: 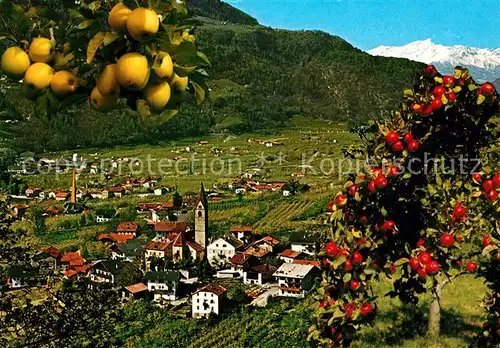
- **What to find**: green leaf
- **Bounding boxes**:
[156,109,178,124]
[191,81,206,105]
[331,256,346,269]
[137,99,151,122]
[103,31,119,46]
[394,258,409,267]
[86,32,105,63]
[403,89,414,97]
[477,94,486,105]
[172,41,197,64]
[342,273,352,282]
[76,20,94,30]
[403,172,412,179]
[68,9,85,20]
[197,51,211,67]
[0,32,17,42]
[174,65,197,77]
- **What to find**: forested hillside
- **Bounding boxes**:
[1,1,425,152]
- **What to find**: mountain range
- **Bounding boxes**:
[368,39,500,83]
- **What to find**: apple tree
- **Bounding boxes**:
[309,65,499,347]
[0,0,209,124]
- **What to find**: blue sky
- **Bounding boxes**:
[226,0,500,51]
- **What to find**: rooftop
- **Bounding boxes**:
[125,282,148,294]
[144,271,180,283]
[193,283,227,297]
[273,263,316,279]
[279,249,302,259]
[117,222,138,233]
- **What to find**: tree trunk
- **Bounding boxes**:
[428,280,443,338]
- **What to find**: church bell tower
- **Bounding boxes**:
[195,182,208,248]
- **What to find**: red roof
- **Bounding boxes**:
[126,282,148,294]
[230,226,253,233]
[138,202,174,210]
[145,241,171,251]
[55,192,70,198]
[60,251,82,262]
[13,204,29,210]
[280,249,302,259]
[209,196,223,202]
[231,252,251,265]
[97,233,135,244]
[117,222,138,233]
[69,256,85,266]
[194,283,227,296]
[293,260,320,267]
[73,265,91,273]
[154,222,189,233]
[243,247,270,258]
[41,246,61,259]
[107,186,125,193]
[260,236,279,246]
[250,264,277,275]
[63,270,78,278]
[172,233,186,247]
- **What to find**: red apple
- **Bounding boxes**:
[443,75,455,88]
[344,303,356,317]
[485,189,498,202]
[416,239,426,248]
[409,257,420,270]
[385,131,400,145]
[482,234,492,247]
[440,233,454,248]
[344,259,353,271]
[417,268,427,278]
[407,140,419,152]
[425,65,437,76]
[465,261,478,273]
[325,242,338,257]
[335,194,347,207]
[431,98,443,111]
[320,300,328,308]
[411,103,423,114]
[392,140,404,152]
[360,302,373,316]
[350,280,360,291]
[380,220,396,232]
[453,202,466,218]
[347,185,358,197]
[327,200,335,212]
[433,86,446,98]
[481,82,496,96]
[338,248,349,256]
[472,172,483,184]
[403,132,414,144]
[374,175,388,189]
[387,263,396,274]
[418,252,431,265]
[426,260,440,274]
[483,180,494,191]
[492,174,500,189]
[447,91,456,102]
[367,181,376,193]
[359,215,368,224]
[423,104,434,115]
[388,165,401,177]
[352,251,363,264]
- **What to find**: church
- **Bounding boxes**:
[145,183,209,266]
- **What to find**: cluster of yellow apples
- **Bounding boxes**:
[1,38,78,100]
[90,3,192,112]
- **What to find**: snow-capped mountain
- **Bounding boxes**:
[368,39,500,82]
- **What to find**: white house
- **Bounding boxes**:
[290,232,318,256]
[273,263,319,298]
[207,237,243,268]
[144,271,180,302]
[89,260,121,286]
[96,215,112,223]
[243,264,277,286]
[192,284,227,318]
[282,190,291,197]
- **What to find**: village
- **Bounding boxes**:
[5,150,325,319]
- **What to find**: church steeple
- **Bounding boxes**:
[70,168,77,204]
[194,182,208,249]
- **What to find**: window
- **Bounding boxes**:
[197,306,199,310]
[210,300,214,304]
[198,211,202,217]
